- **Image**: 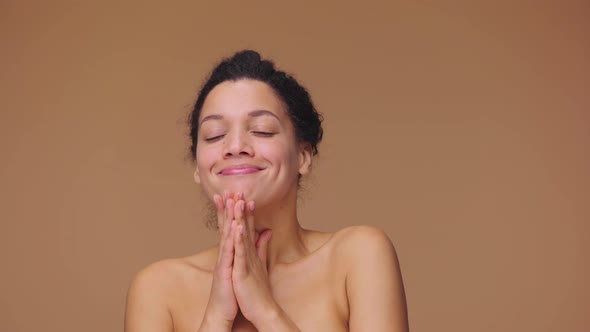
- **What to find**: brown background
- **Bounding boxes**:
[1,1,588,331]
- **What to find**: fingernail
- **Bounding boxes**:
[240,201,245,211]
[249,201,255,211]
[239,192,244,200]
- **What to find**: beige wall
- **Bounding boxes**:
[1,1,588,331]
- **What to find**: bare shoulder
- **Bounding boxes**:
[331,226,408,331]
[133,246,216,282]
[126,247,218,305]
[124,259,183,331]
[127,259,180,299]
[332,224,392,240]
[332,225,396,252]
[125,249,218,331]
[331,225,399,270]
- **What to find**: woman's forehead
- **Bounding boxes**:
[200,79,287,120]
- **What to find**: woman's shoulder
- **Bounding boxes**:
[124,248,220,329]
[328,225,398,266]
[141,246,218,275]
[330,226,408,330]
[127,247,219,297]
[331,225,395,249]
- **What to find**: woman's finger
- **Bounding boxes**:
[234,200,249,244]
[225,198,235,224]
[213,194,225,231]
[246,201,256,242]
[233,224,247,273]
[234,199,244,222]
[219,220,237,268]
[214,194,231,265]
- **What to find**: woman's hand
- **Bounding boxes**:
[230,197,277,328]
[200,192,240,330]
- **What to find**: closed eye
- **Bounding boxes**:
[252,131,275,137]
[204,134,225,142]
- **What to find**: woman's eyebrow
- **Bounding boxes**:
[199,114,223,128]
[199,109,280,128]
[248,109,280,121]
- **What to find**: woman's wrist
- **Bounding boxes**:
[198,309,233,332]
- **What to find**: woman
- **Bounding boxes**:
[124,50,409,332]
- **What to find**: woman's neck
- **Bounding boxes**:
[252,194,309,269]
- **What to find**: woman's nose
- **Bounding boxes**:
[223,130,253,158]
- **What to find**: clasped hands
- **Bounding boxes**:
[203,191,278,330]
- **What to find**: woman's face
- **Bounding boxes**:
[194,79,311,206]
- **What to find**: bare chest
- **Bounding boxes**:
[171,260,348,332]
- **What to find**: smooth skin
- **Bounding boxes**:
[124,79,409,332]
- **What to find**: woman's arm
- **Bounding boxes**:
[344,226,409,332]
[254,306,301,332]
[124,263,174,332]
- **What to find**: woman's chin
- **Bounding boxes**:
[212,186,259,201]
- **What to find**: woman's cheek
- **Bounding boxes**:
[259,139,290,157]
[196,149,216,179]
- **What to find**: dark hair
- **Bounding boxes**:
[187,50,323,161]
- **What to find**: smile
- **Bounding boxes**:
[218,165,265,176]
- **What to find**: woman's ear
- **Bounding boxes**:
[193,167,201,184]
[298,143,313,175]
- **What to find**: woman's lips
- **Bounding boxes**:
[219,165,264,176]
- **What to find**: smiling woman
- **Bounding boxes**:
[193,79,309,215]
[124,50,409,332]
